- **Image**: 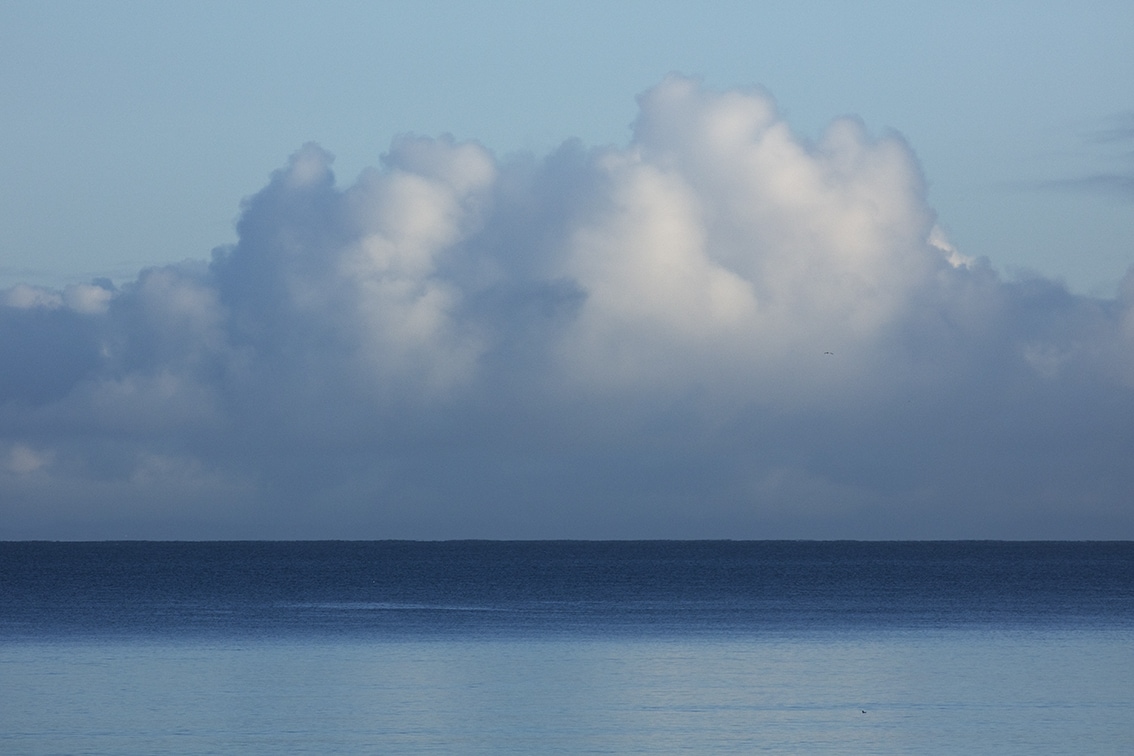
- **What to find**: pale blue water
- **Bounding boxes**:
[2,542,1132,754]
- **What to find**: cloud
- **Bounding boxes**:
[1032,174,1134,198]
[5,444,53,474]
[1026,111,1134,199]
[3,75,1133,539]
[1087,112,1134,145]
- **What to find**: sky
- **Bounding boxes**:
[1,1,1133,539]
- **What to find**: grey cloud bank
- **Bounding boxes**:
[3,77,1133,539]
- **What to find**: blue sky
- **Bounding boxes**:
[3,1,1132,292]
[2,2,1133,539]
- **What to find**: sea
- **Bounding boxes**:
[1,541,1132,754]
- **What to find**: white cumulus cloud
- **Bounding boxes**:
[2,76,1133,539]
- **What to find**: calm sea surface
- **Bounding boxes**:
[2,541,1132,754]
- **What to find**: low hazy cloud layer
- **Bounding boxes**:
[4,77,1134,539]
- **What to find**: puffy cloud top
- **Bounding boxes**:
[3,77,1133,539]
